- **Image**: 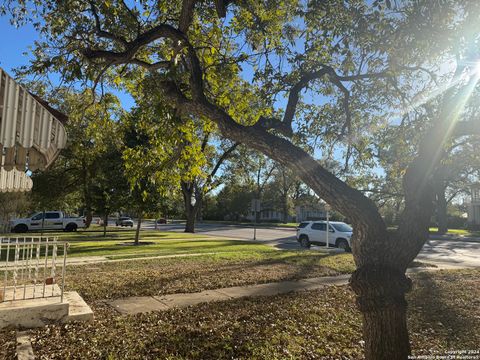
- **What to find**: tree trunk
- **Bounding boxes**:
[181,181,202,233]
[85,209,93,228]
[350,265,412,360]
[134,215,142,245]
[185,208,196,233]
[103,214,108,238]
[435,181,448,235]
[282,192,289,223]
[184,201,202,233]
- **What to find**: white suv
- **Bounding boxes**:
[296,221,353,252]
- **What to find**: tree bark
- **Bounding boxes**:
[134,214,142,245]
[103,214,108,238]
[181,181,202,233]
[281,188,289,223]
[85,209,93,228]
[432,172,448,235]
[184,208,196,233]
[350,265,412,360]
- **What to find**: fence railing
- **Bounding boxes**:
[0,237,68,303]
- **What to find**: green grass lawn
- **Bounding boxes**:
[0,228,276,260]
[428,227,480,237]
[15,268,479,360]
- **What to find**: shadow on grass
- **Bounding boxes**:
[410,272,477,347]
[67,240,265,257]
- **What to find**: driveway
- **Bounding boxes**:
[151,222,480,268]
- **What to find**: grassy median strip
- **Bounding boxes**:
[2,229,275,260]
[23,269,480,360]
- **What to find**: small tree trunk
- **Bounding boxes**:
[184,206,196,233]
[85,209,93,228]
[181,182,197,233]
[436,188,448,235]
[282,194,289,223]
[135,215,142,245]
[350,265,412,360]
[103,214,108,238]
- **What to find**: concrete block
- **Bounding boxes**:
[16,331,35,360]
[109,296,169,315]
[154,290,232,308]
[0,286,93,329]
[0,297,68,329]
[62,292,94,323]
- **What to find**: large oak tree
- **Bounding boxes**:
[4,1,480,358]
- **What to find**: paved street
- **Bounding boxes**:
[149,222,480,268]
[415,239,480,268]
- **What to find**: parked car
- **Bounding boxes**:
[116,217,134,227]
[10,211,86,233]
[156,218,167,224]
[296,221,353,252]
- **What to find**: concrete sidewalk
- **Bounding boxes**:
[108,274,351,315]
[107,265,466,316]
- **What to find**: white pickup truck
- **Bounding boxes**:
[10,211,86,233]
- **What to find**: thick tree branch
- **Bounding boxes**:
[283,68,330,127]
[83,24,186,62]
[179,0,196,33]
[254,116,293,137]
[130,58,170,70]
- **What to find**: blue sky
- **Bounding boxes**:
[0,16,136,109]
[0,16,37,72]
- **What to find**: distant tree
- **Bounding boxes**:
[214,181,256,221]
[30,90,123,226]
[180,133,238,232]
[433,139,480,233]
[121,104,195,243]
[229,148,276,221]
[0,193,30,232]
[90,146,130,237]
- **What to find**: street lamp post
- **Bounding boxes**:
[325,204,331,249]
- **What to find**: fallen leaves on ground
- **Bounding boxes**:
[65,252,355,301]
[0,329,16,360]
[22,269,480,360]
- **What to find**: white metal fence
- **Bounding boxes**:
[1,237,68,303]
